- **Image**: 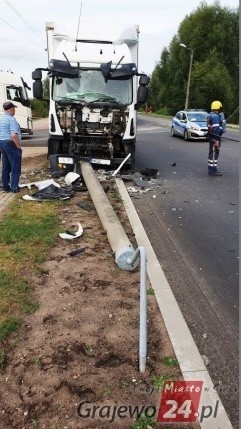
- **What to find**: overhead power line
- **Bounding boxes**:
[0,16,34,44]
[3,0,45,41]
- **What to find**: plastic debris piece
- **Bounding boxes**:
[127,186,139,193]
[22,184,74,201]
[19,179,61,190]
[68,247,85,256]
[65,172,80,185]
[59,222,83,240]
[65,230,77,236]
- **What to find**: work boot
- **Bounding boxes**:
[208,171,222,176]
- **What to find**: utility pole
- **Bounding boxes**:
[180,44,193,110]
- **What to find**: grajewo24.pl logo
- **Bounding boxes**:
[77,380,221,424]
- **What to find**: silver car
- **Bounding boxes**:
[171,109,208,141]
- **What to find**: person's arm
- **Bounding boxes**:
[10,117,21,149]
[11,132,21,149]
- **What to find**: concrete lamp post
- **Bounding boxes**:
[180,43,193,110]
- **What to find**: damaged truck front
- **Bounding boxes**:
[32,22,149,176]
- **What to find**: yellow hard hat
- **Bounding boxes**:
[211,100,222,110]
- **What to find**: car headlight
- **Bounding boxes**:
[190,125,200,131]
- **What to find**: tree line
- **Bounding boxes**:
[147,1,239,123]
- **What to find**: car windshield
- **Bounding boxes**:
[52,70,133,105]
[187,112,208,122]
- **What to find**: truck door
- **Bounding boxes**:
[5,84,32,133]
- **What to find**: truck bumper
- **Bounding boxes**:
[49,154,133,177]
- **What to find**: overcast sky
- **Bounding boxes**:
[0,0,238,94]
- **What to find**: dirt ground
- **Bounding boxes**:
[0,156,200,429]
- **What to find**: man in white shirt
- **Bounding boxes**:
[0,101,22,193]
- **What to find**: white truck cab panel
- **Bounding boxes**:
[0,71,33,134]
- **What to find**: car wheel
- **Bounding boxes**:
[184,130,189,141]
[171,127,176,137]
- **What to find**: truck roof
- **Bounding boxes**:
[46,22,139,67]
[52,39,135,66]
[46,21,139,46]
[0,71,24,86]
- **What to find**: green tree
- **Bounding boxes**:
[31,77,49,118]
[149,2,239,121]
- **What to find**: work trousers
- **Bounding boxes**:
[0,140,22,191]
[208,139,220,174]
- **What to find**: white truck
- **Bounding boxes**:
[32,22,149,175]
[0,70,33,134]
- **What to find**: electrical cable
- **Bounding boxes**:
[3,0,45,41]
[0,16,35,44]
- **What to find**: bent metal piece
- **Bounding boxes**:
[80,161,137,271]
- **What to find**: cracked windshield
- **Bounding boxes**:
[53,70,132,105]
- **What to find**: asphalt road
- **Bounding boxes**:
[22,131,47,146]
[133,114,239,428]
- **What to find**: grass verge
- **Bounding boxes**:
[0,197,62,341]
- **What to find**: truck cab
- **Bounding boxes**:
[32,22,149,175]
[0,71,33,134]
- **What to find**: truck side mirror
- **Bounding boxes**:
[32,69,42,80]
[137,86,148,104]
[139,75,150,86]
[33,80,43,99]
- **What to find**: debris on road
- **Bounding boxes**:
[76,201,94,211]
[64,172,80,185]
[22,184,75,201]
[140,168,158,178]
[68,247,85,256]
[19,178,61,191]
[59,222,83,239]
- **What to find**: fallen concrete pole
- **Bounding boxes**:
[80,161,137,270]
